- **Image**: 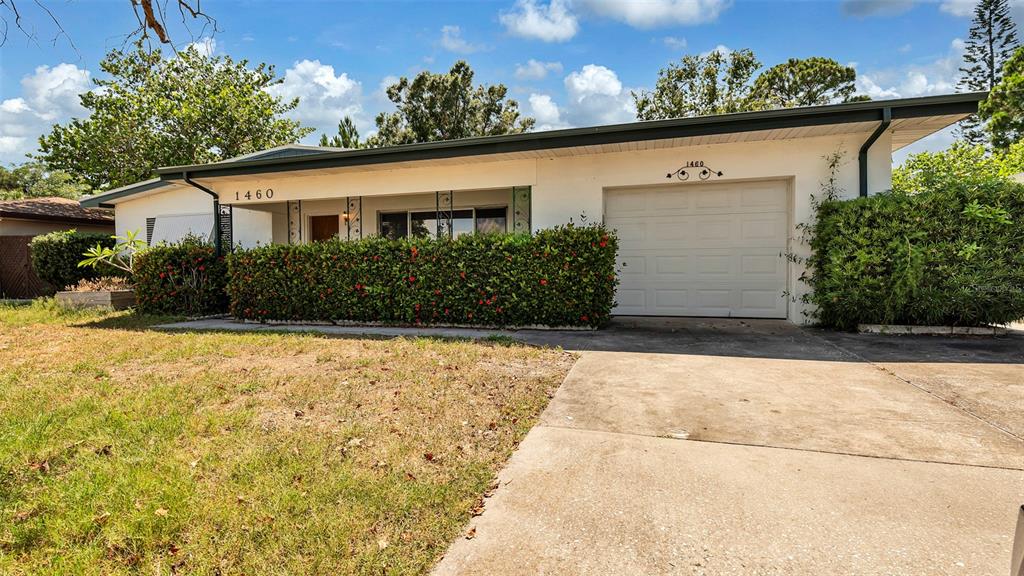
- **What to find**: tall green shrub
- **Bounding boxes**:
[806,182,1024,329]
[133,238,228,316]
[227,223,618,328]
[29,230,119,290]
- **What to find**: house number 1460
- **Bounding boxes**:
[235,188,274,201]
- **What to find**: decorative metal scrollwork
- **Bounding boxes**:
[287,200,302,244]
[436,190,453,239]
[346,196,362,240]
[666,162,723,181]
[512,186,531,234]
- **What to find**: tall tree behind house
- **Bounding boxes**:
[957,0,1020,146]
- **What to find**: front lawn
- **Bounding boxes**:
[0,300,573,575]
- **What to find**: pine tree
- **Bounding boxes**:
[957,0,1020,146]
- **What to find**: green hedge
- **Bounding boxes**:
[134,238,228,316]
[806,182,1024,329]
[227,223,619,328]
[29,230,119,291]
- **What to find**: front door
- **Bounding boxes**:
[310,215,340,242]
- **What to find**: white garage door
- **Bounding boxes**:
[605,180,789,319]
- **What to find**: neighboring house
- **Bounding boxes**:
[81,93,983,323]
[0,197,114,298]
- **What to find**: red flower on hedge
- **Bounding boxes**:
[539,278,548,286]
[599,240,607,248]
[159,272,166,279]
[408,276,416,283]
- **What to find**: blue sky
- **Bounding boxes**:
[0,0,1013,166]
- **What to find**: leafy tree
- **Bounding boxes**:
[319,116,361,148]
[633,49,761,120]
[750,57,869,109]
[37,44,312,190]
[892,141,1024,194]
[366,61,534,147]
[957,0,1020,145]
[0,161,90,200]
[980,46,1024,150]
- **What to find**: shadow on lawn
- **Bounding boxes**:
[74,311,1024,364]
[75,312,532,350]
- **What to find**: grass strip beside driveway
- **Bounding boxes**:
[0,301,573,575]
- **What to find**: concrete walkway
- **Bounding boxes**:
[160,317,1024,574]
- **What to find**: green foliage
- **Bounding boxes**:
[891,142,1024,194]
[980,46,1024,150]
[78,229,148,275]
[634,49,761,119]
[634,51,870,120]
[319,116,361,148]
[133,238,228,315]
[366,61,534,147]
[805,180,1024,329]
[227,223,618,328]
[958,0,1020,145]
[37,43,313,190]
[0,161,91,200]
[29,230,120,291]
[750,57,867,109]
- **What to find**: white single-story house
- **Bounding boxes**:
[80,93,984,323]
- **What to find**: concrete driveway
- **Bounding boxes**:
[434,318,1024,575]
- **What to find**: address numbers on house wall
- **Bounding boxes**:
[234,189,274,201]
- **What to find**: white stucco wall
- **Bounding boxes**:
[111,130,895,323]
[115,185,278,249]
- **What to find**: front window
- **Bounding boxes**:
[380,212,408,240]
[411,210,473,239]
[474,207,507,235]
[379,207,507,239]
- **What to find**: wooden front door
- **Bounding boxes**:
[310,215,340,242]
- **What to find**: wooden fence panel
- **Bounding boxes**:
[0,236,53,298]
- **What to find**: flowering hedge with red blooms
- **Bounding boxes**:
[134,237,229,315]
[226,222,619,328]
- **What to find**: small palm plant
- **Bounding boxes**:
[78,229,148,275]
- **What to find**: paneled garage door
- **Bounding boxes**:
[605,180,789,318]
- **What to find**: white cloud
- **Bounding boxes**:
[439,25,483,54]
[0,63,91,164]
[500,0,579,42]
[662,36,688,50]
[840,0,914,17]
[942,0,1024,24]
[563,64,636,125]
[185,36,217,57]
[854,37,964,99]
[576,0,730,27]
[515,59,563,80]
[939,0,974,17]
[266,60,367,140]
[528,93,570,130]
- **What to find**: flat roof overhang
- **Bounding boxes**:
[153,93,984,182]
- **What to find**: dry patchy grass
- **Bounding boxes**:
[0,300,574,575]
